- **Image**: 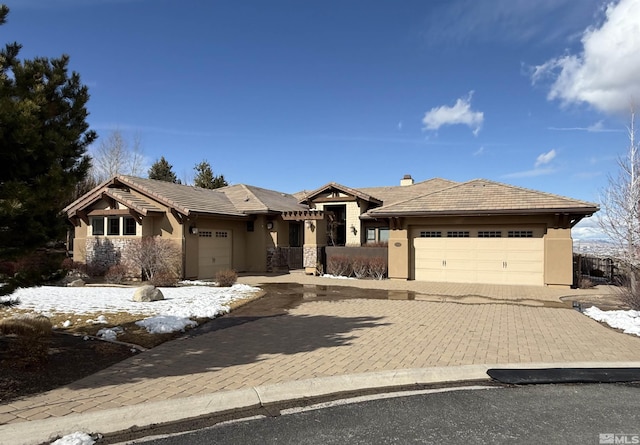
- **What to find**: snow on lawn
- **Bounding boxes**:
[584,306,640,337]
[2,283,259,336]
[4,283,258,319]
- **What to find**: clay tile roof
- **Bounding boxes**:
[117,176,243,216]
[368,179,599,216]
[358,178,456,205]
[219,184,310,213]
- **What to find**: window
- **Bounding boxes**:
[419,231,442,238]
[91,215,139,236]
[123,217,137,236]
[366,228,376,242]
[478,231,502,238]
[365,227,389,244]
[91,217,104,236]
[508,230,533,238]
[447,231,469,238]
[215,231,228,238]
[107,217,120,235]
[199,231,213,237]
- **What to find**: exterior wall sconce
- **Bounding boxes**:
[266,221,274,230]
[189,225,198,235]
[350,224,357,235]
[305,220,315,231]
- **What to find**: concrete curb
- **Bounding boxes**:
[3,361,640,445]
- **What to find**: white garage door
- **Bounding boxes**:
[198,230,232,279]
[413,235,544,286]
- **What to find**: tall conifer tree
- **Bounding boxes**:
[0,5,96,250]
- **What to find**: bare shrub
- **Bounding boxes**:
[0,315,52,337]
[327,254,351,277]
[105,264,130,284]
[578,277,595,289]
[351,256,369,279]
[368,256,387,280]
[150,270,180,287]
[0,315,52,366]
[215,269,237,287]
[123,236,182,283]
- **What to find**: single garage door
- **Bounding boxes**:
[413,233,544,286]
[198,230,232,279]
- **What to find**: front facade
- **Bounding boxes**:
[64,174,598,287]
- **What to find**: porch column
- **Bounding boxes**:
[544,227,573,287]
[303,218,327,275]
[388,228,410,280]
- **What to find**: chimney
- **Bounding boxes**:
[400,174,414,186]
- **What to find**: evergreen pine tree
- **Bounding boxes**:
[193,160,228,189]
[148,156,180,183]
[0,5,96,250]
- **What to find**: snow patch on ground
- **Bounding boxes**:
[50,431,95,445]
[136,315,198,334]
[584,306,640,336]
[5,283,259,336]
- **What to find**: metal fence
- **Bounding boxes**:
[573,253,620,284]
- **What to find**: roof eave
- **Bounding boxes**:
[367,207,599,218]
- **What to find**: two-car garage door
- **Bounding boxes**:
[413,231,544,286]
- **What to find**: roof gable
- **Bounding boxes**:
[300,182,382,205]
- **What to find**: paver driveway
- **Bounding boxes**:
[1,273,640,425]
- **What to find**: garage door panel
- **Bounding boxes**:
[413,230,544,285]
[198,230,232,278]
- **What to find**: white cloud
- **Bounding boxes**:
[532,0,640,114]
[502,167,556,179]
[420,0,601,46]
[547,120,624,132]
[422,92,484,136]
[473,146,485,156]
[503,149,558,178]
[535,149,557,167]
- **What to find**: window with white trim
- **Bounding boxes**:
[123,217,137,235]
[91,216,139,236]
[447,231,469,238]
[419,231,442,238]
[91,217,104,236]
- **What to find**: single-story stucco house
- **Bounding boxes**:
[63,174,598,288]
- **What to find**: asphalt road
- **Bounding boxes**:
[121,383,640,444]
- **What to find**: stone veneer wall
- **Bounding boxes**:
[85,237,137,274]
[303,246,325,274]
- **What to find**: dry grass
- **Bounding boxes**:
[0,315,53,368]
[0,292,263,350]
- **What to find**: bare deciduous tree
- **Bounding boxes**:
[598,109,640,307]
[90,130,145,182]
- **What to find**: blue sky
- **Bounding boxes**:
[6,0,640,239]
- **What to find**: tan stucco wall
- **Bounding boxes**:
[388,228,410,280]
[544,227,574,287]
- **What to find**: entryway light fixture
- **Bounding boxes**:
[305,220,315,231]
[266,221,274,230]
[189,225,198,235]
[350,224,357,235]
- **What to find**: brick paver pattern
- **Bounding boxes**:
[2,275,640,425]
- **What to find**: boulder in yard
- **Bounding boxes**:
[67,278,85,287]
[133,285,164,302]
